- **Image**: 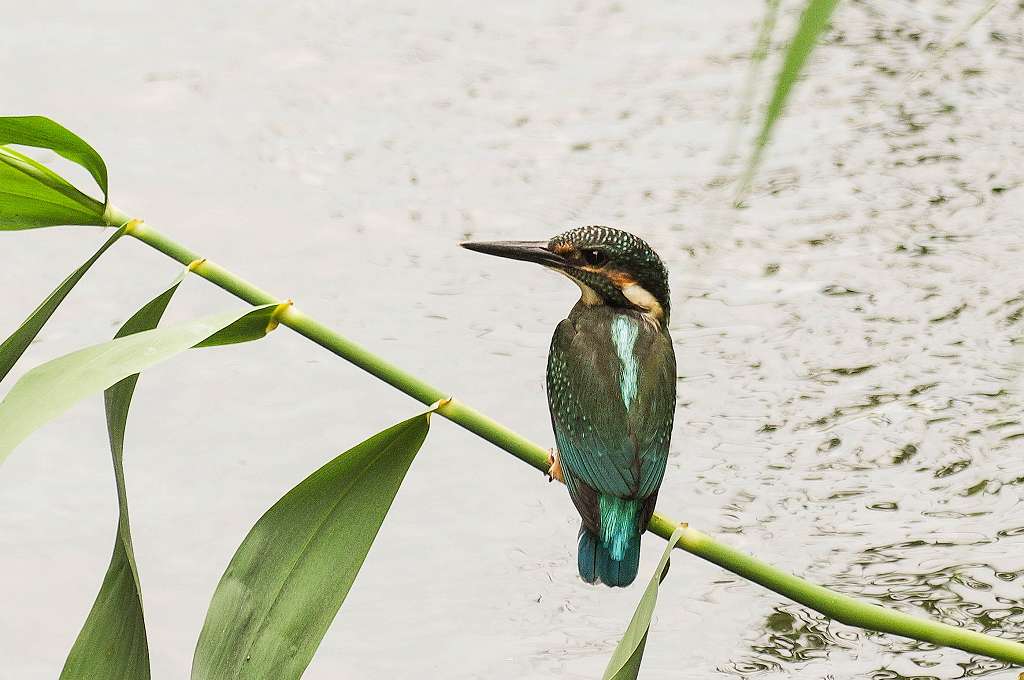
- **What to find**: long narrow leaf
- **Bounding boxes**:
[0,150,105,228]
[60,272,187,680]
[0,116,110,229]
[0,116,108,199]
[0,304,277,463]
[602,526,687,680]
[0,225,126,383]
[738,0,840,196]
[192,408,438,680]
[725,0,783,164]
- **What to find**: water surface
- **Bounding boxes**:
[2,1,1023,678]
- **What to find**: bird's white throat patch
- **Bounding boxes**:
[622,283,664,326]
[554,269,663,327]
[554,270,603,306]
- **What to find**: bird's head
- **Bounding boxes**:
[461,225,670,325]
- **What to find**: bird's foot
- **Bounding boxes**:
[546,448,565,484]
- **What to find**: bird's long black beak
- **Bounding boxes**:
[459,240,566,268]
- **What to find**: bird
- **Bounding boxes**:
[461,226,676,587]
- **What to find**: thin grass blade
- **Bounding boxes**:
[60,271,188,680]
[737,0,840,199]
[724,0,782,164]
[0,116,110,229]
[908,0,1001,79]
[602,526,687,680]
[0,225,127,384]
[0,304,277,464]
[191,408,438,680]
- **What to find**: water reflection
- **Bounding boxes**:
[719,540,1024,677]
[2,0,1021,677]
[705,0,1024,675]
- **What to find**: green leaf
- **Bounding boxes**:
[602,526,687,680]
[60,272,187,680]
[191,409,437,680]
[725,0,782,162]
[0,304,277,464]
[194,304,281,348]
[0,116,110,229]
[738,0,840,197]
[0,149,106,229]
[0,117,108,199]
[0,225,127,383]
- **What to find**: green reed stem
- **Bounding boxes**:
[647,515,1024,664]
[106,207,1024,666]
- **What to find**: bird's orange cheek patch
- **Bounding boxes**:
[575,265,635,289]
[606,270,638,289]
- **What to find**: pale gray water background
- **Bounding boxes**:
[2,1,1024,678]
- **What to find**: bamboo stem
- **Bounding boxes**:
[106,207,1024,666]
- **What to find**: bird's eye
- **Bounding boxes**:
[582,249,607,267]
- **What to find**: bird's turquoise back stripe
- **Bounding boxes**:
[599,494,639,561]
[611,315,639,409]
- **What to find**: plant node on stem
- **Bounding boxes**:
[100,206,1024,667]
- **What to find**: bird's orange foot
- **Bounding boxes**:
[546,448,565,484]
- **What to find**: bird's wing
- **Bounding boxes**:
[547,315,675,502]
[630,328,676,499]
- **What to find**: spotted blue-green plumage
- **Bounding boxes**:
[544,228,676,586]
[461,225,677,587]
[548,302,675,586]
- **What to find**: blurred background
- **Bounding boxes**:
[2,1,1023,678]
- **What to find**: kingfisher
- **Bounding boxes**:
[461,226,676,587]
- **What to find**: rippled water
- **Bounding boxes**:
[2,1,1023,678]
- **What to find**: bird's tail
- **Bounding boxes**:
[577,495,641,587]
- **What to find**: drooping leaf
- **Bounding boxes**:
[191,408,437,680]
[0,116,110,229]
[61,272,187,680]
[0,117,108,199]
[0,304,277,464]
[738,0,840,198]
[0,225,127,384]
[0,149,105,229]
[602,526,687,680]
[724,0,782,163]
